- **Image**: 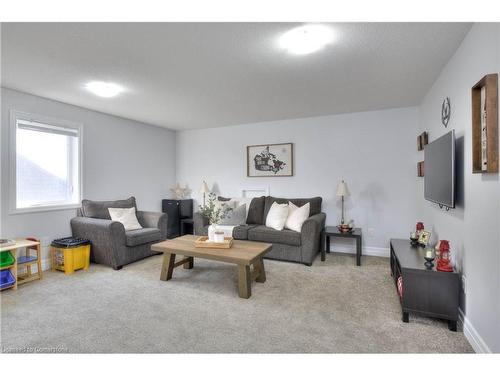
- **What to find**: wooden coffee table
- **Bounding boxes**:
[151,235,272,299]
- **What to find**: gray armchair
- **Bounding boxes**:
[71,196,167,270]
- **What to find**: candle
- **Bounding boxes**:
[214,231,225,243]
[426,250,432,258]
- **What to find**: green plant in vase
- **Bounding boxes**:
[199,192,233,241]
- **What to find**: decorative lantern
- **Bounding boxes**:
[416,222,424,235]
[437,240,453,272]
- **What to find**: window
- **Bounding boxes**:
[10,111,82,213]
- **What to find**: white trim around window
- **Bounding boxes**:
[9,110,83,214]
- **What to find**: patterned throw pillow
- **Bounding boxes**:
[219,204,247,225]
[214,199,238,211]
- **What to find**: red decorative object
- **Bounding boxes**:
[437,240,453,272]
[397,276,404,299]
[415,222,425,238]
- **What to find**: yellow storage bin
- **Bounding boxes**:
[50,237,90,275]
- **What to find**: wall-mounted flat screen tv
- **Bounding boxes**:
[424,130,456,209]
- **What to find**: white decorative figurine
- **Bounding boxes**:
[170,183,188,199]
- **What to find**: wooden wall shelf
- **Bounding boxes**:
[417,161,424,177]
[472,74,498,173]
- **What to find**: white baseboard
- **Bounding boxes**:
[328,244,390,258]
[459,308,492,353]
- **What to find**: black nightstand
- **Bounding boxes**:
[180,218,194,236]
[321,226,363,266]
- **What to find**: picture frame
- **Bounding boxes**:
[246,143,293,177]
[418,230,431,246]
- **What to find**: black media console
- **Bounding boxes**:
[390,239,459,331]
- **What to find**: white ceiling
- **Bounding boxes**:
[1,23,471,130]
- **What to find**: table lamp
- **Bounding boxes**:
[336,180,350,224]
[200,180,210,206]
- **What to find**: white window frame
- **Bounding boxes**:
[9,110,83,214]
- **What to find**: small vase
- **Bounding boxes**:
[208,224,217,242]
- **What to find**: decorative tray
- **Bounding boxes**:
[195,236,234,249]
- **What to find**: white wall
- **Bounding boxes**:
[417,23,500,353]
[176,107,419,255]
[0,88,176,264]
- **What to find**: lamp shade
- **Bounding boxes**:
[199,181,210,194]
[336,180,350,197]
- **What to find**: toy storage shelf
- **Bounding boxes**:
[0,239,42,291]
[17,256,38,266]
[0,264,16,271]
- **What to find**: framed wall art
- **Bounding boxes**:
[246,143,293,177]
[418,230,431,246]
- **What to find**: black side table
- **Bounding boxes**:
[180,218,194,236]
[321,226,363,266]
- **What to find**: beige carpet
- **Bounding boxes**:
[0,253,473,353]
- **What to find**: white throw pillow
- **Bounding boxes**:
[265,202,289,231]
[285,202,310,232]
[108,207,142,231]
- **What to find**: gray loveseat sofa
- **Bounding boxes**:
[71,196,167,270]
[194,196,326,266]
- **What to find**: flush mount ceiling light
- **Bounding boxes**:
[278,24,334,55]
[84,81,124,98]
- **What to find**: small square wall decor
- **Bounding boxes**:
[247,143,293,177]
[417,161,424,177]
[417,131,428,151]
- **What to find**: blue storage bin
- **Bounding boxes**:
[17,255,38,265]
[0,269,16,290]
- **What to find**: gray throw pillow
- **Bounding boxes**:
[246,196,266,224]
[82,196,137,219]
[219,204,246,225]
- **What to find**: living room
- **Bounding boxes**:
[1,0,499,371]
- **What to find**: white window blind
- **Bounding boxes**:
[12,113,81,211]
